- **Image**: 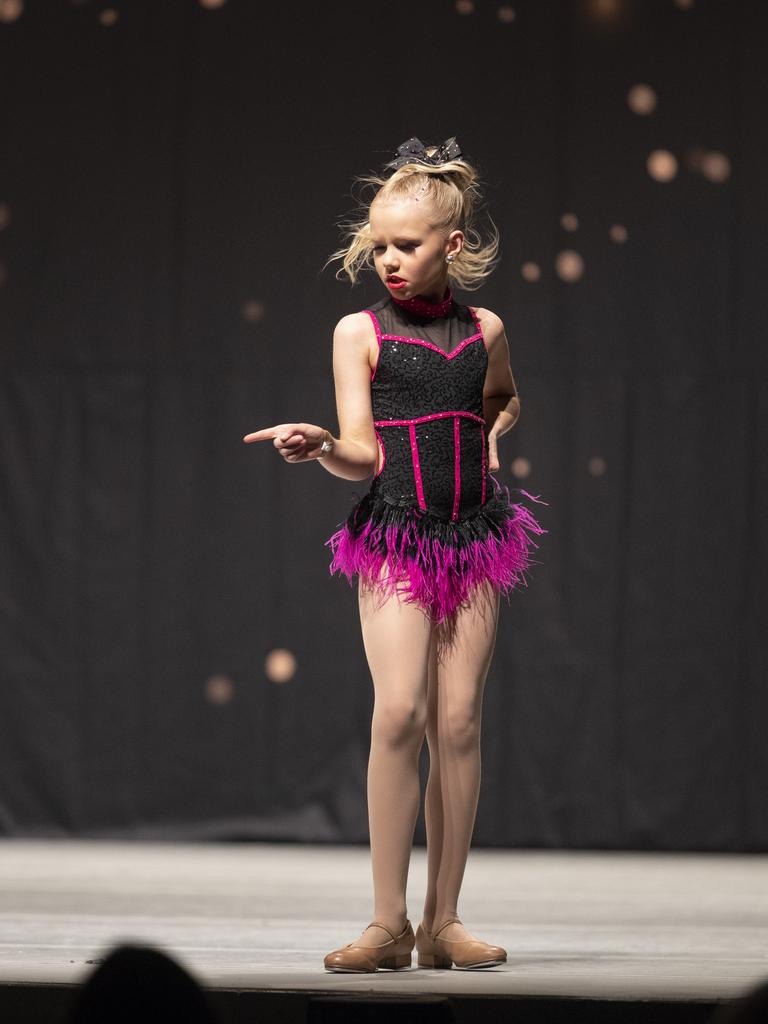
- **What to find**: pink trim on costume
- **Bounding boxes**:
[374,428,386,478]
[468,307,488,351]
[364,309,384,382]
[381,333,482,360]
[409,423,427,511]
[451,416,461,521]
[375,409,485,428]
[468,306,489,498]
[480,423,487,504]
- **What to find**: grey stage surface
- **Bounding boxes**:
[0,839,766,1002]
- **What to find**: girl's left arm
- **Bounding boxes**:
[478,309,520,472]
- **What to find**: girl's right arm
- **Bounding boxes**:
[316,313,378,482]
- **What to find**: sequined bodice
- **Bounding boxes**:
[363,294,489,521]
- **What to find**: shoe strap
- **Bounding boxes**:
[366,919,408,941]
[433,916,462,938]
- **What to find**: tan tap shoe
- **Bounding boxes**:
[416,916,507,970]
[324,919,415,973]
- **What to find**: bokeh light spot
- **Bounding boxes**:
[627,83,657,115]
[0,0,23,22]
[584,0,628,28]
[511,456,531,479]
[521,262,541,282]
[205,674,235,705]
[647,149,678,182]
[265,648,297,684]
[701,150,731,183]
[242,299,266,323]
[555,249,585,282]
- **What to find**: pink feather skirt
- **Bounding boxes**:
[325,474,548,625]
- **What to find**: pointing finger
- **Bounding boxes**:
[243,425,297,444]
[243,428,278,443]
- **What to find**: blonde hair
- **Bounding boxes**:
[323,145,501,291]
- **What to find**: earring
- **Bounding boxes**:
[445,254,455,263]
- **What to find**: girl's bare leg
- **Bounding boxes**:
[350,570,432,948]
[422,581,500,942]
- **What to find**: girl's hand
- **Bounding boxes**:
[243,423,329,463]
[487,430,500,473]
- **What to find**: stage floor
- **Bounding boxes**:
[0,839,766,1004]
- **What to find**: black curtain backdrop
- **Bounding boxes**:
[0,0,765,849]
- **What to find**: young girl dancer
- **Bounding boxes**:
[243,136,547,973]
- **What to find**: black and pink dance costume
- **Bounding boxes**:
[325,286,548,624]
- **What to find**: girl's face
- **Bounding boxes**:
[369,198,462,300]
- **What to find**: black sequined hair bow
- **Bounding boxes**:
[382,136,463,173]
